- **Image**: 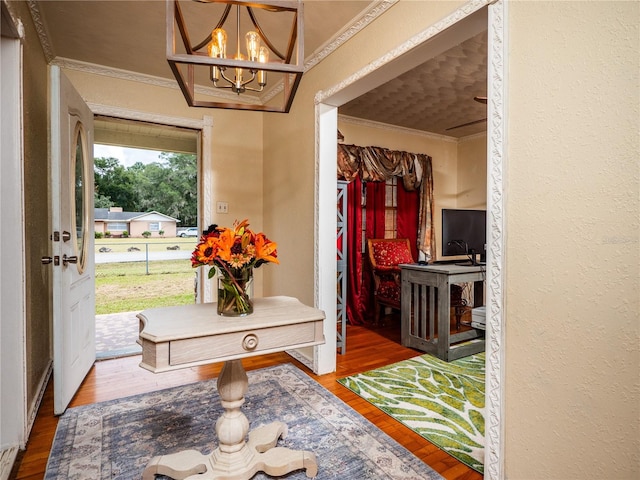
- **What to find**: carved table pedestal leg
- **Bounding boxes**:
[142,359,318,480]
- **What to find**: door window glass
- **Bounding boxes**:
[73,122,88,273]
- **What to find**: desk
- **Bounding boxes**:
[400,263,485,362]
[137,296,325,480]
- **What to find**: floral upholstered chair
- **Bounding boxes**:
[367,238,414,324]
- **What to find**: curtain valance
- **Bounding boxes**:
[337,143,426,191]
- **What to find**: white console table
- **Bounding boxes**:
[400,263,485,362]
[137,296,325,480]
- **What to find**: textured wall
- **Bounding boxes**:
[456,134,487,210]
[506,2,639,478]
[11,0,54,419]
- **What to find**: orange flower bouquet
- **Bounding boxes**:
[191,219,278,316]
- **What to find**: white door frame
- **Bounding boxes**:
[87,104,214,302]
[314,1,507,478]
[0,0,27,471]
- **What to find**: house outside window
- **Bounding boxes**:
[149,222,160,232]
[106,222,127,232]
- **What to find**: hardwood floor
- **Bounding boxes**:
[12,320,483,480]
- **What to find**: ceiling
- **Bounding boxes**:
[34,0,487,139]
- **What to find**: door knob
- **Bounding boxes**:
[42,256,60,266]
[62,231,71,242]
[62,254,78,266]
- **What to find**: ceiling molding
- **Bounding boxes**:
[304,0,398,72]
[2,0,24,39]
[26,0,54,63]
[338,114,458,143]
[52,57,263,106]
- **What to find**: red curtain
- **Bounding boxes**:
[346,180,417,325]
[397,182,419,261]
[345,177,367,325]
[366,181,386,239]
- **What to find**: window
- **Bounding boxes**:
[106,222,127,232]
[384,177,397,239]
[149,222,160,231]
[360,177,399,251]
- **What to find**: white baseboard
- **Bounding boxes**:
[0,446,18,480]
[286,348,313,371]
[27,360,52,439]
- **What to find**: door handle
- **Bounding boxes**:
[62,254,78,266]
[62,231,71,242]
[42,256,60,266]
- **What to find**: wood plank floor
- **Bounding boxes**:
[11,320,483,480]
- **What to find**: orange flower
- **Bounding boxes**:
[191,236,219,266]
[254,233,279,264]
[215,229,235,262]
[233,218,250,236]
[191,219,278,274]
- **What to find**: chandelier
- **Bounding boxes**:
[167,0,304,113]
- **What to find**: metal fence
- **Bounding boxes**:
[95,240,195,274]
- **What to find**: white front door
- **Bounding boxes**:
[50,66,96,414]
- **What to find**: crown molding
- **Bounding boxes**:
[305,0,398,72]
[2,0,24,39]
[52,57,263,106]
[338,114,458,143]
[26,0,54,62]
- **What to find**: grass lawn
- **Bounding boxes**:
[95,258,197,315]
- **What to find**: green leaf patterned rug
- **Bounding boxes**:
[338,352,485,473]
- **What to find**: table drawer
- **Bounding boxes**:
[169,321,320,366]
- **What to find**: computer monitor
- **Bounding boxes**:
[441,209,487,265]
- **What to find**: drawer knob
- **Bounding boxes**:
[242,333,259,351]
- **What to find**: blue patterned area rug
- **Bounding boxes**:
[338,353,485,474]
[45,363,442,480]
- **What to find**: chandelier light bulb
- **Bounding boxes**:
[211,28,227,58]
[168,0,304,112]
[245,31,260,62]
[207,43,220,58]
[258,46,269,85]
[258,46,269,63]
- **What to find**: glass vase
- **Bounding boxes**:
[217,269,254,316]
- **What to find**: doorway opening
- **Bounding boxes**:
[316,1,506,473]
[93,117,199,359]
[335,17,489,349]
